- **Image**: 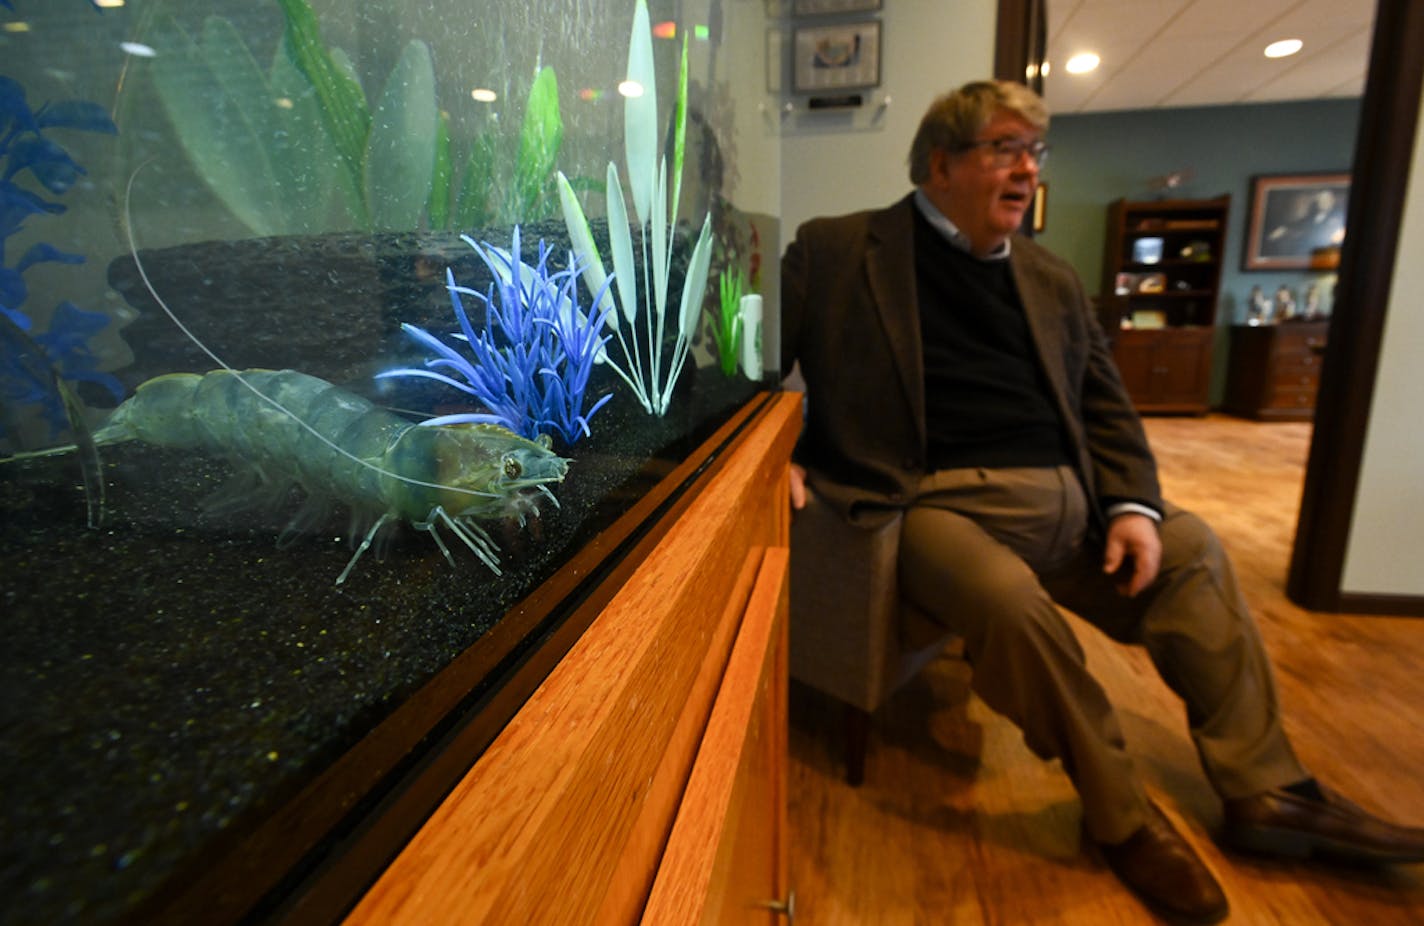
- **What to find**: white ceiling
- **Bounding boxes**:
[1044,0,1376,114]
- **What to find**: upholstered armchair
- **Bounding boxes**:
[788,485,962,785]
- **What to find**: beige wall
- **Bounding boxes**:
[1341,92,1424,596]
[778,0,998,238]
[722,0,782,216]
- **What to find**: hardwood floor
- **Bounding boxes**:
[787,415,1424,924]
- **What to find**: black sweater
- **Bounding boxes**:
[913,207,1071,471]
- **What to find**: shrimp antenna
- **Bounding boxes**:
[120,162,493,500]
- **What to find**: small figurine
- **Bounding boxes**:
[1274,284,1297,321]
[1302,283,1320,318]
[1248,285,1271,325]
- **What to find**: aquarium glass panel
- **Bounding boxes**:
[0,0,780,920]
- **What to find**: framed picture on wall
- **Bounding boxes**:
[792,20,882,92]
[1243,172,1350,271]
[792,0,882,15]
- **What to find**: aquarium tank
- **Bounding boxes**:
[0,0,780,921]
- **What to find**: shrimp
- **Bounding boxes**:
[9,163,571,584]
[84,367,569,584]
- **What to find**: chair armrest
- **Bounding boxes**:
[788,490,909,713]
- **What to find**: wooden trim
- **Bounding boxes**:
[993,0,1045,92]
[1288,0,1424,611]
[1335,593,1424,618]
[996,0,1047,241]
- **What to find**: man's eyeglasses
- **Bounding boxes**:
[961,137,1050,168]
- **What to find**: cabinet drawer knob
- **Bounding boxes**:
[763,891,797,921]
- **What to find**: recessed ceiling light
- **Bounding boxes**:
[470,88,497,103]
[1065,52,1100,74]
[1264,39,1303,59]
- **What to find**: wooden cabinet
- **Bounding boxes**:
[1223,321,1329,420]
[1099,196,1230,414]
[344,394,800,925]
[1111,327,1215,414]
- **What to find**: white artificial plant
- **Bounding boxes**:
[556,0,715,416]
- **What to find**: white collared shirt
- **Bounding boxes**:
[913,189,1012,261]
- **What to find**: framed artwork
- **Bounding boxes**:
[792,20,881,93]
[1243,172,1350,271]
[792,0,882,14]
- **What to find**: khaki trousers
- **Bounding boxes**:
[897,465,1308,843]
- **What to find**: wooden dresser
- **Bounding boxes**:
[343,393,800,925]
[1222,321,1329,420]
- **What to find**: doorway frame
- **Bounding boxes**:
[997,0,1424,616]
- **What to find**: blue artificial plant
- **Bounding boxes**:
[0,72,123,438]
[378,227,615,447]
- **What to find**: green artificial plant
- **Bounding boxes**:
[147,0,565,235]
[710,266,744,378]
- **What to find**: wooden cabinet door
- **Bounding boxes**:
[1153,328,1212,410]
[1110,330,1158,400]
[641,547,791,926]
[1110,328,1211,413]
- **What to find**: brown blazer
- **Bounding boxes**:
[780,193,1162,528]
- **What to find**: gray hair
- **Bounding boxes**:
[907,80,1050,184]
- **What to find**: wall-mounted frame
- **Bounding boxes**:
[792,0,882,15]
[1243,171,1351,271]
[766,26,787,94]
[792,20,882,93]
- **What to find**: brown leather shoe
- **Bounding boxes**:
[1223,783,1424,864]
[1098,802,1229,924]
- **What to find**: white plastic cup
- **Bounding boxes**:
[739,294,763,380]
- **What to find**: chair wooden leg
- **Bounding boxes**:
[843,704,872,787]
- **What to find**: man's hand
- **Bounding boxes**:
[1102,512,1161,597]
[789,462,807,510]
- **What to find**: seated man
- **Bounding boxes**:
[780,79,1424,924]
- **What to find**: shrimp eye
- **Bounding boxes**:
[503,456,523,479]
